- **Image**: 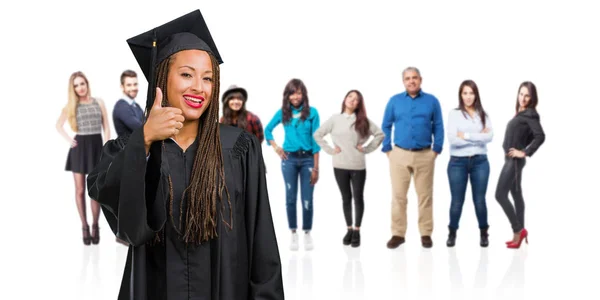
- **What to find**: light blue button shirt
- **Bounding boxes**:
[446,109,493,156]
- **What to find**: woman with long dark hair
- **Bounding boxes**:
[265,78,321,251]
[56,71,110,245]
[313,90,384,247]
[219,84,264,143]
[445,80,493,247]
[495,81,545,249]
[86,10,283,299]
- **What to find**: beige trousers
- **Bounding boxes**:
[389,146,436,237]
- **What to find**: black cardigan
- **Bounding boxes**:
[502,108,546,157]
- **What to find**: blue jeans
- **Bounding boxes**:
[447,154,490,230]
[281,152,315,231]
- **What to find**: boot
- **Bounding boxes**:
[351,230,360,247]
[343,229,353,245]
[446,228,457,247]
[480,227,489,247]
[91,224,100,245]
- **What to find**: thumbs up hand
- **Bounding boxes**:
[143,88,185,153]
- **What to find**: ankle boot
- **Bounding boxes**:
[446,228,457,247]
[480,227,489,247]
[91,224,100,245]
[343,229,353,245]
[351,230,360,247]
[82,225,91,246]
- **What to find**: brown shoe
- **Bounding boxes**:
[421,236,433,248]
[387,236,405,249]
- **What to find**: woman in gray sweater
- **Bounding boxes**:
[313,90,384,247]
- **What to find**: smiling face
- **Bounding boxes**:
[402,69,422,96]
[288,89,303,108]
[518,86,530,109]
[228,97,243,112]
[73,76,88,99]
[166,49,214,121]
[121,76,139,99]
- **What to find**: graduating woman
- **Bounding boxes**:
[87,10,284,300]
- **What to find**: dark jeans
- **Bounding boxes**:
[333,168,366,227]
[281,152,315,231]
[495,156,526,233]
[447,154,490,230]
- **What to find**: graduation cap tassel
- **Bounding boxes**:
[145,30,158,117]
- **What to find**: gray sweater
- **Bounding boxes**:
[313,113,385,170]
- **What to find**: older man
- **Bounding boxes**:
[381,67,444,248]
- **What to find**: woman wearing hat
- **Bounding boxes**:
[220,85,264,143]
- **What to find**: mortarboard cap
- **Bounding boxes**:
[126,9,223,113]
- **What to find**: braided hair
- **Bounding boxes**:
[147,50,232,245]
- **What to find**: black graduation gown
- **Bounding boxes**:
[87,124,284,300]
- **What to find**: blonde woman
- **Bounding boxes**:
[56,71,110,245]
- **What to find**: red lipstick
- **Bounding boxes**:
[183,94,205,109]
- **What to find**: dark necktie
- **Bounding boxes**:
[132,102,143,120]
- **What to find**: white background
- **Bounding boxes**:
[1,0,599,299]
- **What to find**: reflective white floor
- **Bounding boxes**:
[5,120,600,299]
[10,226,596,300]
[6,156,597,300]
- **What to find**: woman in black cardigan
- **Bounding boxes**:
[496,81,545,249]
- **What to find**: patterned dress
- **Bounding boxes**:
[65,98,104,174]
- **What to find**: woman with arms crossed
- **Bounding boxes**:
[445,80,493,247]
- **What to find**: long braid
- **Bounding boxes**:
[182,53,232,244]
[147,57,172,246]
[146,52,232,246]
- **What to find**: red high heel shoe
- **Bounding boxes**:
[507,228,528,249]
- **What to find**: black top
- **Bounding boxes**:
[126,9,224,115]
[127,9,223,82]
[502,108,546,157]
[87,124,284,300]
